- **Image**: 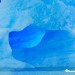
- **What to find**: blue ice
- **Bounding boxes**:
[0,0,75,71]
[9,25,75,70]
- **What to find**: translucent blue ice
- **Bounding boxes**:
[0,0,75,71]
[9,25,75,70]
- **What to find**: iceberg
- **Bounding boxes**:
[0,0,75,71]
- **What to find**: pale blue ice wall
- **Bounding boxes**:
[30,0,75,30]
[9,0,75,70]
[0,0,75,71]
[0,0,75,30]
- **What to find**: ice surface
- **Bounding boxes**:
[30,0,75,30]
[9,25,75,69]
[0,0,75,71]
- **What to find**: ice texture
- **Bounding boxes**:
[9,25,75,70]
[0,0,75,71]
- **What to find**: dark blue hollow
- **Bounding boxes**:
[9,25,75,67]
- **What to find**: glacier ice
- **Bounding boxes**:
[9,25,75,68]
[0,0,75,70]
